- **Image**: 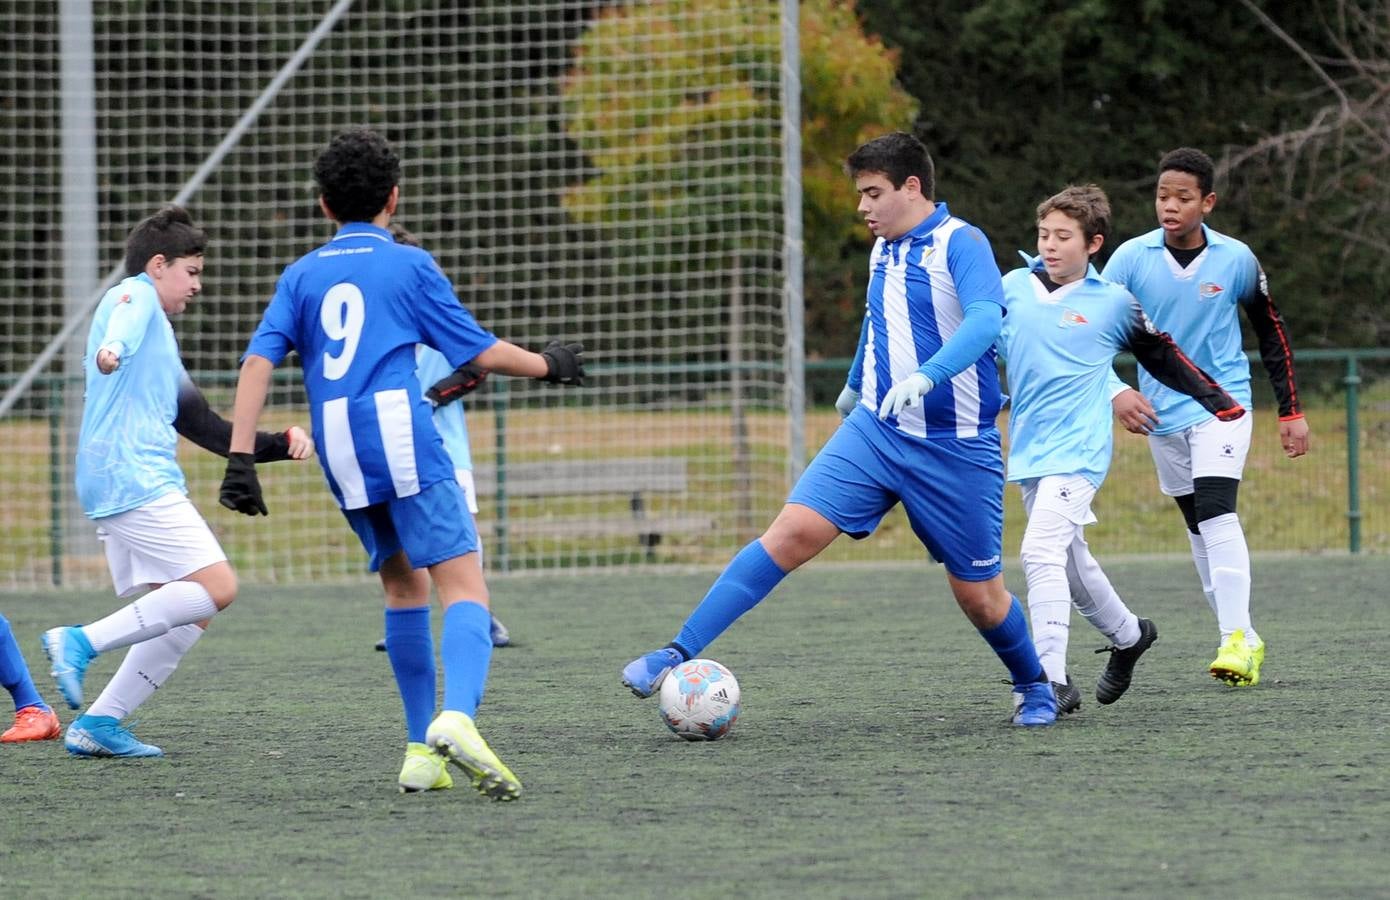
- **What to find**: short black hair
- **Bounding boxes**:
[123,205,207,277]
[314,128,402,223]
[1158,147,1215,196]
[845,132,935,198]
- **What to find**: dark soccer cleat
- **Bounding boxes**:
[1052,676,1082,715]
[1095,617,1158,705]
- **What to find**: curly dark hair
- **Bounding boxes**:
[123,205,207,277]
[314,128,402,223]
[844,131,935,198]
[1158,147,1216,196]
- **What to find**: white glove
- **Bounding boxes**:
[878,372,935,420]
[834,385,861,419]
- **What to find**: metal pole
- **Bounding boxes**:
[492,380,511,573]
[1344,353,1361,554]
[779,0,805,486]
[59,0,100,563]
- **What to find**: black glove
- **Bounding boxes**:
[219,452,268,516]
[426,361,489,407]
[539,340,585,386]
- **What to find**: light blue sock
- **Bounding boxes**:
[384,606,435,743]
[979,596,1047,685]
[673,540,787,658]
[0,613,47,712]
[441,601,492,717]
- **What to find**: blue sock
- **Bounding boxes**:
[440,601,492,717]
[0,613,47,713]
[673,540,787,658]
[384,606,435,743]
[978,596,1047,685]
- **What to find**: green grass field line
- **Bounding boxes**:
[2,557,1387,897]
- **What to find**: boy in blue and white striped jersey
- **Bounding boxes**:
[622,132,1058,727]
[998,185,1243,713]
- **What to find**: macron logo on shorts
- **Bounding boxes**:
[971,555,1000,568]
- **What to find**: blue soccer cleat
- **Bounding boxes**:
[489,614,511,648]
[64,714,163,758]
[41,626,96,710]
[620,646,685,698]
[1011,681,1058,727]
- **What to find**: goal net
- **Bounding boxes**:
[0,0,796,589]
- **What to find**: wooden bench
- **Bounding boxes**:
[471,457,714,557]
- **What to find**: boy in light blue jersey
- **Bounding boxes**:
[998,185,1244,713]
[1103,148,1308,688]
[41,206,314,759]
[623,132,1058,727]
[221,129,585,799]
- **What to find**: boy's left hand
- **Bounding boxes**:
[286,426,315,460]
[220,453,268,516]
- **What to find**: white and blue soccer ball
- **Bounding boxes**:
[658,658,741,741]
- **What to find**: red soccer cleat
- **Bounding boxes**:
[1,705,61,743]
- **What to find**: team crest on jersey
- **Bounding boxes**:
[1059,309,1088,328]
[117,293,131,304]
[1198,282,1224,300]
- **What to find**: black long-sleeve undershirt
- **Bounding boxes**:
[173,375,294,463]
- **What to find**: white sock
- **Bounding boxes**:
[1197,513,1252,639]
[1186,530,1219,618]
[1021,538,1072,684]
[1065,540,1140,648]
[83,582,218,654]
[87,624,204,720]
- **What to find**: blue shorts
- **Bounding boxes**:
[788,406,1004,580]
[342,479,479,572]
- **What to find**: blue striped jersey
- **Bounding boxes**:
[858,203,1005,439]
[245,223,497,509]
[75,274,188,518]
[1101,225,1260,436]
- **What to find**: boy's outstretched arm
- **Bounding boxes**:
[174,372,313,462]
[473,339,585,386]
[219,355,276,516]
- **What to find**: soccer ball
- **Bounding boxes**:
[658,658,741,741]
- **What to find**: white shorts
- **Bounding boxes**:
[455,468,479,515]
[95,492,227,598]
[1019,475,1099,528]
[1147,414,1253,496]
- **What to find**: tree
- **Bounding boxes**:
[561,0,917,367]
[856,0,1381,350]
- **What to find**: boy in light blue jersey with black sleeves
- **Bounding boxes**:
[40,206,313,759]
[998,185,1244,714]
[221,129,584,799]
[1103,148,1308,688]
[623,131,1059,728]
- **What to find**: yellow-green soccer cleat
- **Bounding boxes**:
[1209,629,1264,687]
[398,741,453,793]
[425,711,522,802]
